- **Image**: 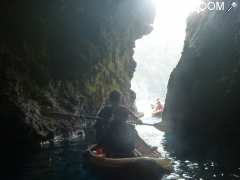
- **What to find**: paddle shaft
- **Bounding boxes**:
[46,112,154,125]
[140,123,157,126]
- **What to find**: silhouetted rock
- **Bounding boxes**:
[164,1,240,160]
[0,0,155,148]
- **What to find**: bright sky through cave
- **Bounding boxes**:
[131,0,201,114]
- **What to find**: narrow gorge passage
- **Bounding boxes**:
[132,0,197,160]
[132,0,200,114]
[133,0,240,179]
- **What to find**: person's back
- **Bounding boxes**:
[95,90,122,144]
[109,122,137,157]
[95,90,138,157]
[95,106,113,143]
[105,107,137,157]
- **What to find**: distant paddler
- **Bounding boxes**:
[151,98,164,118]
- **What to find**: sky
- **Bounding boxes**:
[131,0,201,113]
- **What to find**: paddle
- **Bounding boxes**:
[129,117,165,131]
[46,111,164,130]
[130,121,162,128]
[45,111,145,122]
[139,123,160,126]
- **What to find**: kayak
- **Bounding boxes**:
[84,136,172,179]
[152,110,163,118]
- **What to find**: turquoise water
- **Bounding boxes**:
[7,116,240,180]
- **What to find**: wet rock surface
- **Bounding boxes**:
[164,1,240,160]
[0,0,155,148]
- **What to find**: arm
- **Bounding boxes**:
[95,108,107,128]
[128,110,143,124]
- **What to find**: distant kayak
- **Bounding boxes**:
[84,136,172,179]
[151,110,163,118]
[151,98,164,118]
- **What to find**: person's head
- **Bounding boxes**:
[109,90,121,105]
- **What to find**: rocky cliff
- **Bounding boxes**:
[0,0,155,148]
[164,1,240,160]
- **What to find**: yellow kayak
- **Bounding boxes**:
[84,137,172,179]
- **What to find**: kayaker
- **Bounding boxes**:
[95,90,121,144]
[153,98,163,112]
[95,90,141,151]
[105,107,138,157]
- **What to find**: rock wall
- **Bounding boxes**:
[0,0,155,147]
[164,1,240,159]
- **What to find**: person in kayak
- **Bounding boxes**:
[95,90,122,144]
[95,90,141,156]
[152,98,164,113]
[105,107,138,157]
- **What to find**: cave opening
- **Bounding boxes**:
[131,0,201,114]
[3,0,240,179]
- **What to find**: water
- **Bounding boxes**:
[138,117,240,180]
[9,117,240,180]
[10,137,96,180]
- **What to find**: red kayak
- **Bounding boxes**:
[151,98,164,118]
[152,109,163,118]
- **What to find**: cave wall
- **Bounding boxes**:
[0,0,155,147]
[164,1,240,158]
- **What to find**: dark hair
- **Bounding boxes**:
[109,90,121,104]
